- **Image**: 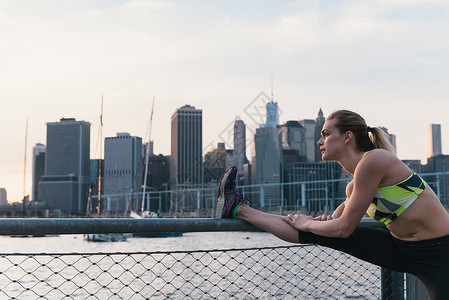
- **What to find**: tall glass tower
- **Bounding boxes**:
[252,101,282,207]
[233,119,248,179]
[426,124,442,158]
[265,101,279,128]
[170,105,203,188]
[314,108,326,162]
[38,118,90,214]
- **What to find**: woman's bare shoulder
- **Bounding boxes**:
[361,149,411,185]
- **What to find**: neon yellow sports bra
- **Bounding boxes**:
[362,152,427,225]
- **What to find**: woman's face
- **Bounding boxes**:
[317,119,346,161]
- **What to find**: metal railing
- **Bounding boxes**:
[0,219,413,299]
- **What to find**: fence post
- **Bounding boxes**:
[281,182,284,208]
[381,268,404,300]
[436,174,441,199]
[146,193,150,211]
[260,186,265,208]
[301,183,306,207]
[406,274,430,300]
[158,192,162,212]
[197,190,200,210]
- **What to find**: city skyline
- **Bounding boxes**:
[2,101,442,204]
[1,0,449,202]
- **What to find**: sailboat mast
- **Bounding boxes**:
[141,96,155,212]
[23,118,28,200]
[97,95,104,215]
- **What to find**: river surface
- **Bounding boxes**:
[0,232,381,299]
[0,231,292,253]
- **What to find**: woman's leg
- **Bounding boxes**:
[236,203,300,243]
[236,203,410,273]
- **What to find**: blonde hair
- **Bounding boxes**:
[327,110,396,154]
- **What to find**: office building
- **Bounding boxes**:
[314,109,326,162]
[279,120,307,161]
[0,188,7,205]
[204,144,227,184]
[170,105,203,188]
[233,119,248,177]
[265,101,279,128]
[425,155,449,205]
[32,143,46,202]
[251,102,282,207]
[299,119,316,163]
[284,161,343,212]
[104,133,143,213]
[38,118,91,214]
[426,124,442,158]
[146,155,170,189]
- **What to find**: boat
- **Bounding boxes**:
[132,232,182,238]
[84,233,132,242]
[129,211,183,238]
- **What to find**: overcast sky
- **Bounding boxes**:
[1,0,448,202]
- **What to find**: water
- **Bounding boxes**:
[0,231,293,253]
[0,233,380,299]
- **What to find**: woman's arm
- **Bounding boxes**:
[331,201,346,219]
[282,155,384,237]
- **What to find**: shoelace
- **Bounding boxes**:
[237,193,252,206]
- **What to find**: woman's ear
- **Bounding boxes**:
[344,131,353,144]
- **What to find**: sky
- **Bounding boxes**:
[1,0,448,202]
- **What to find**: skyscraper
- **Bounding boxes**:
[251,101,282,207]
[426,124,442,158]
[32,143,46,202]
[104,133,143,213]
[233,119,248,178]
[265,101,279,128]
[0,188,7,205]
[314,108,326,162]
[38,118,90,214]
[170,105,203,188]
[299,119,316,163]
[279,120,307,161]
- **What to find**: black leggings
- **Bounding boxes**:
[299,227,449,300]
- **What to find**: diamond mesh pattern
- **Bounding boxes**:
[0,245,389,299]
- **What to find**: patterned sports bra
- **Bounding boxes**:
[362,152,427,225]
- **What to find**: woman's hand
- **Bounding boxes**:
[314,214,333,221]
[281,214,314,231]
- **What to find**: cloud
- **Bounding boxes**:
[377,0,444,7]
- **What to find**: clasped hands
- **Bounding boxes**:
[281,212,333,231]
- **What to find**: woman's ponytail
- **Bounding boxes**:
[369,127,396,154]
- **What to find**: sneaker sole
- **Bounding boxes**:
[214,167,234,218]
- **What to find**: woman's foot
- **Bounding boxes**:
[214,166,248,218]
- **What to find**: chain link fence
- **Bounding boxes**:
[0,245,385,299]
[0,218,424,299]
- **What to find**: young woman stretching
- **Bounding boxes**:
[214,110,449,300]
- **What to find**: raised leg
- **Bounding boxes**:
[236,203,299,243]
